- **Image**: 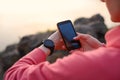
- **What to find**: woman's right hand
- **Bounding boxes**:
[74,33,105,51]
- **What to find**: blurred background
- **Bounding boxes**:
[0,0,120,80]
[0,0,119,52]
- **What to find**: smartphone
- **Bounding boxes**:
[57,20,81,51]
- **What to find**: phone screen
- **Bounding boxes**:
[57,20,81,51]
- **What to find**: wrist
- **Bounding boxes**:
[101,43,106,47]
[42,39,55,55]
[39,45,51,56]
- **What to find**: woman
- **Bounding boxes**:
[4,0,120,80]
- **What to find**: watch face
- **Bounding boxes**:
[43,39,55,55]
[44,39,54,48]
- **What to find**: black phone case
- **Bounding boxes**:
[57,20,81,51]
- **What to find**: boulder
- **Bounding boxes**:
[17,31,55,57]
[74,14,108,43]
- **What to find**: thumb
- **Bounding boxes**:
[74,33,89,40]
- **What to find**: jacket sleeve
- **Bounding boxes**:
[4,48,47,80]
[4,47,112,80]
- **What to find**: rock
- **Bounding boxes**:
[0,58,3,78]
[17,31,55,57]
[0,44,20,80]
[74,14,108,43]
[0,44,20,71]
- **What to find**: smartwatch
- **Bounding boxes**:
[43,39,55,55]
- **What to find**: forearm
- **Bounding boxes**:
[39,44,51,56]
[4,47,49,80]
[17,46,49,65]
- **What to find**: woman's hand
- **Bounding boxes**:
[48,31,66,50]
[74,33,105,51]
[39,31,66,56]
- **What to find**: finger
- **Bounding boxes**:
[73,36,79,40]
[69,50,74,53]
[60,39,64,42]
[74,33,90,40]
[62,46,67,50]
[74,33,82,40]
[73,34,84,40]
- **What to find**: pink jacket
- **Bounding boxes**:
[4,26,120,80]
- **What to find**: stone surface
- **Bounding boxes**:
[74,14,108,43]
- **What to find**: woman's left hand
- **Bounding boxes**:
[48,31,66,50]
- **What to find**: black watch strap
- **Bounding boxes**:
[43,39,55,55]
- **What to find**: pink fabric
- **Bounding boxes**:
[4,26,120,80]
